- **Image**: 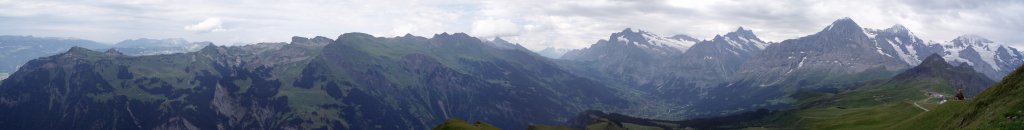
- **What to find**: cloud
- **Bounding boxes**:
[474,0,1024,50]
[184,17,226,33]
[0,0,1022,49]
[470,18,521,37]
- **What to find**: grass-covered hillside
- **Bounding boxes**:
[890,62,1024,129]
[776,54,995,129]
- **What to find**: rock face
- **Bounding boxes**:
[734,18,910,87]
[0,33,629,130]
[678,27,769,82]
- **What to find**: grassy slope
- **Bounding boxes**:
[890,65,1024,129]
[774,76,949,129]
[549,70,929,130]
[432,119,500,130]
[73,44,332,128]
[777,64,1023,130]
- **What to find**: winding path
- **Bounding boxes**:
[913,102,929,111]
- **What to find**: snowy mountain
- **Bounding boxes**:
[735,18,910,87]
[674,27,771,83]
[559,28,698,90]
[938,35,1024,79]
[669,34,700,42]
[718,27,770,52]
[733,17,1023,86]
[562,28,696,60]
[863,24,942,66]
[555,18,1021,119]
[704,18,1022,118]
[864,24,1024,80]
[556,27,774,118]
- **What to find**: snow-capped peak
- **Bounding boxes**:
[725,27,756,39]
[880,24,916,37]
[863,28,879,39]
[886,24,909,33]
[952,35,994,47]
[608,28,696,54]
[722,27,769,50]
[862,24,920,41]
[942,35,1004,72]
[621,28,635,33]
[820,17,867,36]
[669,34,699,42]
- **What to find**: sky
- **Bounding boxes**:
[1,0,1022,50]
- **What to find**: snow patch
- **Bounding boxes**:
[978,45,1001,71]
[942,40,1003,71]
[644,33,694,52]
[903,42,920,64]
[797,57,807,68]
[876,39,893,58]
[863,28,878,39]
[943,45,971,65]
[752,40,768,50]
[887,37,919,65]
[617,35,629,43]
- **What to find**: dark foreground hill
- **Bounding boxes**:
[0,33,630,129]
[889,59,1024,129]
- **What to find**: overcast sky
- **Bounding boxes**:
[1,0,1022,50]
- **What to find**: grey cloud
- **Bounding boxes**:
[0,0,1021,49]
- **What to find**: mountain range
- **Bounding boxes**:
[557,17,1023,119]
[0,36,211,79]
[0,17,1021,129]
[0,33,634,129]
